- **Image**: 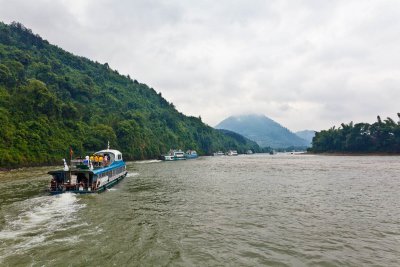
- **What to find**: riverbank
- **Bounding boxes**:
[0,159,69,172]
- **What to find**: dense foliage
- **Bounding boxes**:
[310,114,400,153]
[0,22,261,168]
[216,129,267,152]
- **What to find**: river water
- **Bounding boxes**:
[0,154,399,266]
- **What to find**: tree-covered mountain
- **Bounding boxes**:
[0,21,261,168]
[310,114,400,153]
[215,114,309,149]
[295,130,315,146]
[216,129,267,152]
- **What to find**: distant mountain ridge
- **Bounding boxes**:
[215,114,309,148]
[295,130,316,146]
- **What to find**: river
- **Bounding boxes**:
[0,154,399,266]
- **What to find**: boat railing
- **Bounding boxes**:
[70,158,112,170]
[92,159,112,168]
[52,182,95,192]
[70,159,89,170]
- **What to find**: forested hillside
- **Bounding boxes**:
[310,114,400,153]
[0,22,260,168]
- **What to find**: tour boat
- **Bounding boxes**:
[185,150,198,159]
[226,150,238,156]
[161,149,186,161]
[213,151,224,156]
[48,145,127,194]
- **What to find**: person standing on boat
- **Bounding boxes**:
[103,154,108,166]
[83,156,89,166]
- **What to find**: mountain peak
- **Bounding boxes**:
[215,114,309,148]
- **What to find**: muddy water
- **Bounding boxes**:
[0,155,399,266]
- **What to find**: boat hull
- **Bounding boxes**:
[49,171,128,195]
[162,155,186,161]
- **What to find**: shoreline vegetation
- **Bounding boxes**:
[309,114,400,154]
[0,21,261,169]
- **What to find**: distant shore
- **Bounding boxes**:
[0,162,60,172]
[2,152,399,172]
[305,151,400,156]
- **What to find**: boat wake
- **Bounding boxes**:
[126,172,139,178]
[134,160,162,164]
[0,193,85,261]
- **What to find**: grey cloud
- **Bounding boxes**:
[1,0,399,131]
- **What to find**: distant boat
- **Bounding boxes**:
[246,150,253,154]
[269,150,276,155]
[226,150,238,156]
[185,150,198,159]
[48,145,127,194]
[161,149,186,161]
[213,151,224,156]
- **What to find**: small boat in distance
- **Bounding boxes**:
[48,144,127,194]
[226,150,238,156]
[161,149,186,161]
[185,150,198,159]
[213,151,224,156]
[246,150,253,154]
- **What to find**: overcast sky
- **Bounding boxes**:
[1,0,399,131]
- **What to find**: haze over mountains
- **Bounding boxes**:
[295,130,316,146]
[215,114,310,149]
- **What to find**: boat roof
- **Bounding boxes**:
[95,149,123,161]
[95,149,122,155]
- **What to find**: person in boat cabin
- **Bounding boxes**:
[77,173,88,187]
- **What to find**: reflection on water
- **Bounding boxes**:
[0,155,399,266]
